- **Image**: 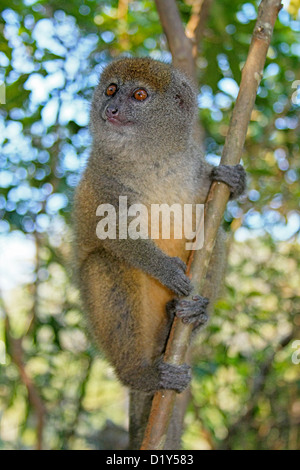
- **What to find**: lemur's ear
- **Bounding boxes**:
[171,69,197,113]
[174,92,185,109]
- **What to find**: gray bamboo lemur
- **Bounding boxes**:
[73,57,246,394]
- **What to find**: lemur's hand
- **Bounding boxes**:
[211,164,246,199]
[160,257,192,297]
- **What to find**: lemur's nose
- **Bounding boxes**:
[105,105,119,118]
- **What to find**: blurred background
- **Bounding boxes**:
[0,0,300,450]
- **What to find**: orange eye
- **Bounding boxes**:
[133,89,148,101]
[106,84,117,96]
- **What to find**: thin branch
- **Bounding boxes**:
[154,0,195,80]
[4,313,46,450]
[185,0,213,60]
[141,0,283,450]
[117,0,130,51]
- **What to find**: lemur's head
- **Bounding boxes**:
[90,57,197,153]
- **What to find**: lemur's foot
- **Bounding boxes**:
[157,361,191,393]
[211,164,246,199]
[166,295,209,328]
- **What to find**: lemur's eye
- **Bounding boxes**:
[106,84,117,96]
[133,89,148,101]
